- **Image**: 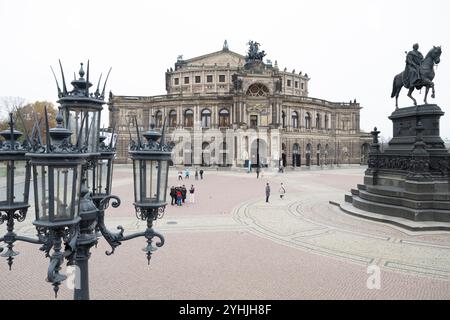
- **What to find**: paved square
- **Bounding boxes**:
[1,166,449,299]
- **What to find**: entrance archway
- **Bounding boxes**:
[184,142,193,166]
[316,144,321,166]
[292,143,301,167]
[202,142,211,166]
[281,143,287,167]
[306,143,312,166]
[250,138,267,167]
[219,142,228,166]
[361,143,369,164]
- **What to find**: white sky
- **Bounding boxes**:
[1,0,449,139]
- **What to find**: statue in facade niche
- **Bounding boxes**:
[232,73,242,91]
[391,44,442,108]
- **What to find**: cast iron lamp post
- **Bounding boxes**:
[0,61,172,300]
[0,113,31,269]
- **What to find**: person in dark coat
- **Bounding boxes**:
[265,183,271,203]
[181,185,187,203]
[199,169,204,179]
[170,186,176,205]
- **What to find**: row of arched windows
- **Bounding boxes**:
[154,108,230,128]
[282,111,330,130]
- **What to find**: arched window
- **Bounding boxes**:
[219,108,230,127]
[324,114,329,130]
[282,111,286,128]
[291,111,298,128]
[169,110,177,127]
[316,113,321,129]
[246,83,269,96]
[184,109,194,127]
[201,109,211,128]
[305,112,311,129]
[155,110,163,128]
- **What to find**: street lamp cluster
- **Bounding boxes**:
[0,61,172,300]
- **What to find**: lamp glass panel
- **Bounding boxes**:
[67,109,100,153]
[13,160,28,204]
[0,161,7,203]
[145,160,158,202]
[36,165,50,221]
[158,160,168,203]
[133,159,142,203]
[96,159,109,195]
[53,167,76,221]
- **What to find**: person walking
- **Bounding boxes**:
[279,183,286,200]
[199,169,204,180]
[181,185,187,203]
[176,188,183,206]
[178,171,183,181]
[170,186,176,205]
[195,169,199,180]
[265,183,271,203]
[185,168,190,179]
[189,184,195,203]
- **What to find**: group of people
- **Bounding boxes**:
[170,185,195,206]
[178,168,204,181]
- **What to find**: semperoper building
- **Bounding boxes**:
[109,41,371,169]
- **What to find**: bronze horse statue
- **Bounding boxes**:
[391,46,442,108]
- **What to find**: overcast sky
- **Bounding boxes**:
[1,0,449,139]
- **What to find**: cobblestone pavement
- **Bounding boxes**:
[1,166,449,299]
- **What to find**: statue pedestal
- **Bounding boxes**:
[338,104,450,231]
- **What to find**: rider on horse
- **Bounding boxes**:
[403,43,424,89]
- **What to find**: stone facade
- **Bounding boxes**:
[109,42,371,168]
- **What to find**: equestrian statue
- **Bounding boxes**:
[391,44,442,108]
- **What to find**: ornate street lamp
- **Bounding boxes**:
[0,113,31,269]
[129,117,170,261]
[28,109,87,297]
[1,61,172,300]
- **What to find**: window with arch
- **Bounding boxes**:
[291,111,298,128]
[219,108,230,127]
[155,110,163,128]
[305,112,311,129]
[282,111,286,128]
[246,83,269,97]
[184,109,194,127]
[316,113,321,129]
[325,114,329,130]
[201,109,211,128]
[169,110,177,127]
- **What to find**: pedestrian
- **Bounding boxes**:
[176,189,183,206]
[265,183,270,203]
[189,184,195,203]
[195,169,199,180]
[199,169,204,180]
[185,168,190,179]
[256,166,260,179]
[279,183,286,199]
[178,171,183,181]
[181,185,187,203]
[170,186,176,205]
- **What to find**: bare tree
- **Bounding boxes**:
[0,96,26,120]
